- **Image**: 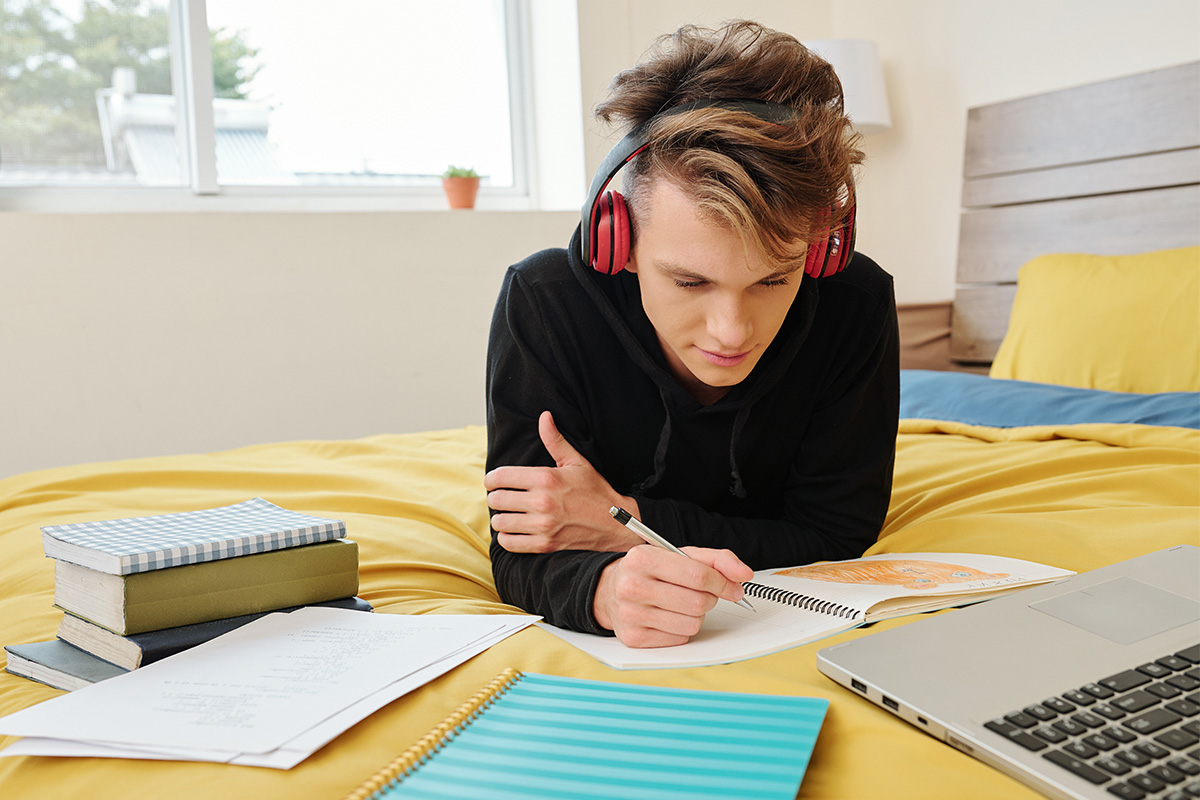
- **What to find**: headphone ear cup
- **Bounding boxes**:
[803,235,830,279]
[593,191,631,275]
[803,202,856,279]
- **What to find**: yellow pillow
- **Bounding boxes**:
[990,247,1200,393]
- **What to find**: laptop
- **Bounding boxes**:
[816,545,1200,800]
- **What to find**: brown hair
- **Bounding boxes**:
[595,20,863,268]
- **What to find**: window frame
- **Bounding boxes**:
[0,0,539,212]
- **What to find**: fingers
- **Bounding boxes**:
[484,461,567,500]
[538,411,586,468]
[495,530,553,554]
[623,559,723,619]
[488,482,559,553]
[486,487,547,516]
[594,552,705,648]
[597,546,751,648]
[484,465,544,493]
[680,546,753,603]
[482,411,589,492]
[484,467,560,542]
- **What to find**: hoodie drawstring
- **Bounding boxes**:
[728,407,751,499]
[632,387,673,494]
[634,387,750,500]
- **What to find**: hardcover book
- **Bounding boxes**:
[542,552,1075,669]
[41,498,346,575]
[7,599,375,691]
[53,538,360,635]
[57,596,374,670]
[4,641,127,692]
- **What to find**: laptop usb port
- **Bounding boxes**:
[851,679,868,694]
[882,696,899,711]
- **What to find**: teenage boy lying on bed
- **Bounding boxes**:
[484,20,899,648]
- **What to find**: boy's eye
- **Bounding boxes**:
[672,276,791,289]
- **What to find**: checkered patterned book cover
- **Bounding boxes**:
[41,498,346,575]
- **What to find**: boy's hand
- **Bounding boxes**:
[485,411,643,553]
[592,545,753,647]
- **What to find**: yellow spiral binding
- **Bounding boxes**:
[342,668,523,800]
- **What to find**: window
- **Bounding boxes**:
[0,0,537,206]
[0,0,181,187]
[203,0,518,190]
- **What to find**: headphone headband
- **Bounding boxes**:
[580,98,855,279]
[581,99,798,268]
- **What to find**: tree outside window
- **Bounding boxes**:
[0,0,257,184]
[1,0,519,191]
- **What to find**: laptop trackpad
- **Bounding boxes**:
[1031,577,1200,645]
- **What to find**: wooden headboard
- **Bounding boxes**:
[949,61,1200,365]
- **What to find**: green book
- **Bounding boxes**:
[53,539,359,635]
[57,596,373,670]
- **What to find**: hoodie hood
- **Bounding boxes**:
[564,224,821,496]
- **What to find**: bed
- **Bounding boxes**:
[1,63,1198,800]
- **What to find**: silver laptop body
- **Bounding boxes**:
[817,545,1200,800]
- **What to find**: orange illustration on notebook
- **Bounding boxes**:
[774,560,1010,590]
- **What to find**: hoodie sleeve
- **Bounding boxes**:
[486,263,622,635]
[632,278,900,570]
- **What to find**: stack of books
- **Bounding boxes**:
[4,498,369,691]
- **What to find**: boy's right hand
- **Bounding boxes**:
[592,545,752,648]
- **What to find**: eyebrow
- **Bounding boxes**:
[654,259,803,282]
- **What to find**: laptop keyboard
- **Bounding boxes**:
[984,643,1200,799]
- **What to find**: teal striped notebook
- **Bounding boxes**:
[344,669,828,800]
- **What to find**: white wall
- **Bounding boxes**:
[2,212,575,477]
[2,0,1197,478]
[827,0,1200,303]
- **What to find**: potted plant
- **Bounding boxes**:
[441,165,481,209]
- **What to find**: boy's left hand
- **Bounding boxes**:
[485,411,644,554]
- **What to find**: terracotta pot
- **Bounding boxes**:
[442,177,481,209]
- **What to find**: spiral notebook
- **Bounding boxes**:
[542,552,1074,669]
[342,669,828,800]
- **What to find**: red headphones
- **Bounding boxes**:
[581,99,856,279]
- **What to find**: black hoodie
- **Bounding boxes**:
[486,226,899,634]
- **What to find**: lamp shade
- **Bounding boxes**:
[803,39,892,135]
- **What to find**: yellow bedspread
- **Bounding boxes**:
[0,420,1196,800]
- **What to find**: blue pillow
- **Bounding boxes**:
[900,371,1200,429]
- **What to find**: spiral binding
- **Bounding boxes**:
[343,667,523,800]
[743,581,860,620]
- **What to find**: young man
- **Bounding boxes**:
[484,21,899,648]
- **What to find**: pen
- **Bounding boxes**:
[609,505,756,612]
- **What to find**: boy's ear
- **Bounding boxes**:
[623,250,639,274]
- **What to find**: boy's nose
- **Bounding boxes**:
[706,296,753,351]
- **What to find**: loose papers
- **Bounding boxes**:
[0,607,537,768]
